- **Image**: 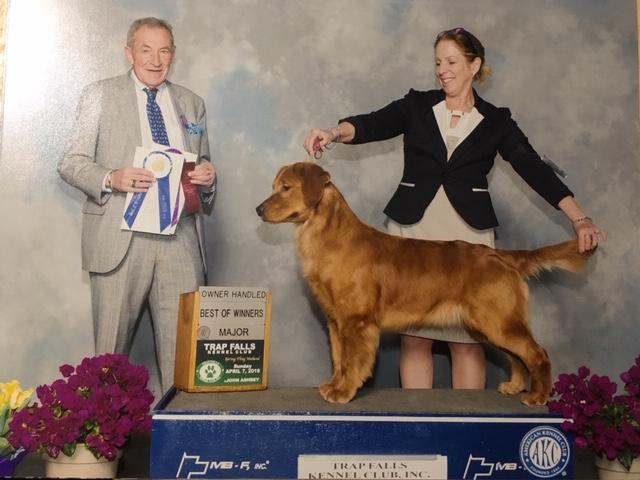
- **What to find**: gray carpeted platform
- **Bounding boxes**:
[164,386,549,415]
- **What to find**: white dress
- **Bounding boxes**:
[387,100,494,343]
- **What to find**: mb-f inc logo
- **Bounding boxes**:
[519,426,570,478]
[463,455,519,479]
[176,453,270,478]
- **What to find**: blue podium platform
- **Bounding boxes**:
[150,387,573,479]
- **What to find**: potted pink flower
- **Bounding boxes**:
[548,355,640,477]
[8,354,154,477]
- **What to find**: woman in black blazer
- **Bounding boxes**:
[303,28,605,391]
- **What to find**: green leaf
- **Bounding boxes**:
[618,451,635,472]
[87,445,103,460]
[61,442,77,458]
[0,405,8,433]
[0,437,14,457]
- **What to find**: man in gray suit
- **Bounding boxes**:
[58,17,216,393]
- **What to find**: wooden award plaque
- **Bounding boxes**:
[174,286,272,392]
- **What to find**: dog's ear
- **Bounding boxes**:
[296,162,331,207]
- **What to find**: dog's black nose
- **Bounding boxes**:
[256,204,265,218]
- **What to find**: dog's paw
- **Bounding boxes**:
[520,391,548,406]
[319,382,333,398]
[498,381,525,396]
[319,383,355,404]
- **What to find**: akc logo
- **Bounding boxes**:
[519,426,570,478]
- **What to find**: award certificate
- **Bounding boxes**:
[121,145,188,235]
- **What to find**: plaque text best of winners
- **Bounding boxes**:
[174,286,271,392]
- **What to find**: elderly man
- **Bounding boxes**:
[58,17,216,393]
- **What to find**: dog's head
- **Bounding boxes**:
[256,162,331,223]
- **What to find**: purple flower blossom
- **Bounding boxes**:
[7,354,154,461]
[549,355,640,471]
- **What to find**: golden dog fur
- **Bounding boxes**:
[256,162,594,405]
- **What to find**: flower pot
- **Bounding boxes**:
[42,444,121,479]
[0,447,27,477]
[595,455,640,480]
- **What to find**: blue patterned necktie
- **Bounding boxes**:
[144,87,170,146]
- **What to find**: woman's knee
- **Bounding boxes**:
[449,342,485,360]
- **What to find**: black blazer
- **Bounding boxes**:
[341,89,573,228]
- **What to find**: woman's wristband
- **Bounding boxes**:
[572,216,593,226]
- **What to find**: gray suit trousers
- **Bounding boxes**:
[90,216,204,393]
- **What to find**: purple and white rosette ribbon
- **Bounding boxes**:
[124,150,173,231]
[165,147,184,227]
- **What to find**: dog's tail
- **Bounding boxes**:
[499,239,595,279]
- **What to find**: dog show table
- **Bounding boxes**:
[150,387,574,479]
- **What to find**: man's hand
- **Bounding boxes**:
[111,167,156,192]
[189,161,216,187]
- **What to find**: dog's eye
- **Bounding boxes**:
[281,184,291,192]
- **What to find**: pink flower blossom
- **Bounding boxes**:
[8,354,154,461]
[549,355,640,471]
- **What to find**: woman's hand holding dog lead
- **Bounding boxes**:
[304,128,334,158]
[303,123,355,159]
[573,217,607,253]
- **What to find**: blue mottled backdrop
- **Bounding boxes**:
[0,0,638,398]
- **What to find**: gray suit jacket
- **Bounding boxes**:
[58,73,214,274]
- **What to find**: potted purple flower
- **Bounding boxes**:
[548,355,640,478]
[8,354,154,478]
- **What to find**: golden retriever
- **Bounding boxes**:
[256,162,594,405]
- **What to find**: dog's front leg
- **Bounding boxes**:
[319,316,380,404]
[319,318,343,399]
